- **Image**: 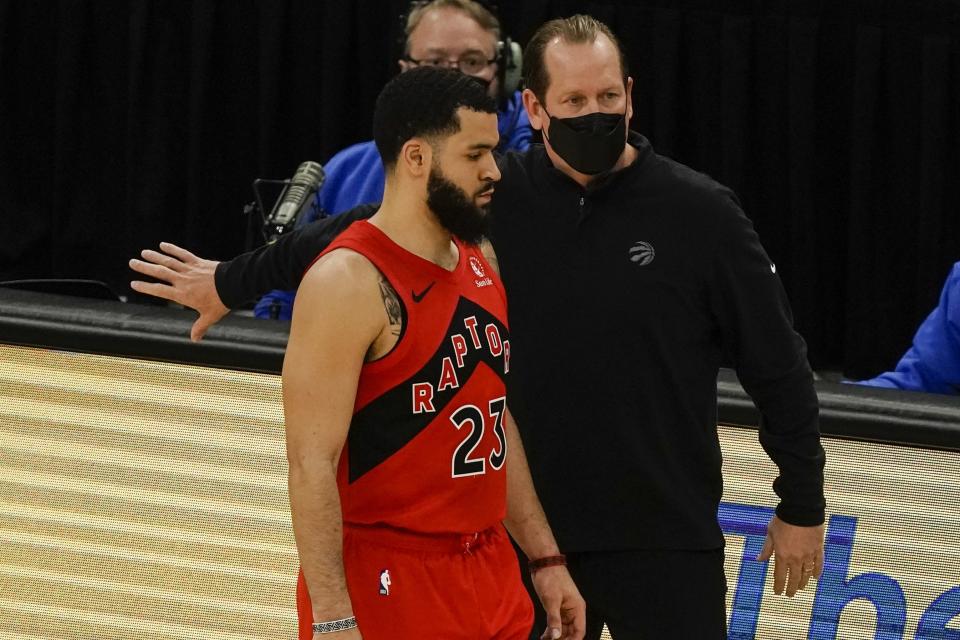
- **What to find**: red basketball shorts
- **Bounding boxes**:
[296,522,533,639]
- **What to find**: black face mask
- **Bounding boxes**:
[542,108,627,175]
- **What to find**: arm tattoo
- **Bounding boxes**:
[378,275,403,337]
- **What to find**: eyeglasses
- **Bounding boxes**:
[404,53,497,76]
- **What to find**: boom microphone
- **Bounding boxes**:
[264,160,325,238]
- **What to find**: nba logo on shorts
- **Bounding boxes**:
[379,569,391,596]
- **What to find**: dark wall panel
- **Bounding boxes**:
[1,0,958,378]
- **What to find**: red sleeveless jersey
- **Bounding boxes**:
[317,220,511,535]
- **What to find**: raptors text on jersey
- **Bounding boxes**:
[309,221,511,535]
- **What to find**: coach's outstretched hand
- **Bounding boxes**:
[129,242,229,342]
[532,565,586,640]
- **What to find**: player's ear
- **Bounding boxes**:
[400,139,429,177]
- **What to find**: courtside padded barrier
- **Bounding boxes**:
[0,288,288,374]
[1,288,956,447]
[717,370,960,452]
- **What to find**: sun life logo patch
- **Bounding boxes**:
[469,256,486,278]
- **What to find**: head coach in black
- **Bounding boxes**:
[131,14,826,640]
[492,15,825,639]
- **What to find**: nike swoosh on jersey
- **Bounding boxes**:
[412,282,435,303]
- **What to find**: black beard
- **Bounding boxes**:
[426,165,491,245]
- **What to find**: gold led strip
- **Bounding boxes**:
[0,565,291,618]
[0,467,289,524]
[1,434,285,490]
[0,631,52,640]
[0,528,292,581]
[0,598,274,640]
[3,503,294,555]
[0,402,286,456]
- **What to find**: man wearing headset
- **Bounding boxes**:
[255,0,530,321]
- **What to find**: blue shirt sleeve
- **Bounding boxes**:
[498,91,532,153]
[855,262,960,394]
[253,288,296,320]
[317,142,386,216]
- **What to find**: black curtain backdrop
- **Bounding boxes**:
[1,0,959,378]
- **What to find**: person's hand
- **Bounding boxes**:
[757,514,825,597]
[129,242,229,342]
[531,565,586,640]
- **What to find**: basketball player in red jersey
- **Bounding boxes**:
[282,67,585,640]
